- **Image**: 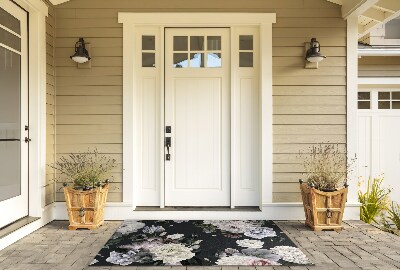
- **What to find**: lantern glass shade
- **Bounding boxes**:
[305,38,326,63]
[70,38,90,63]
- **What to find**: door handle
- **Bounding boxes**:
[165,137,171,161]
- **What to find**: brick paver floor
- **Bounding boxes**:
[0,220,399,270]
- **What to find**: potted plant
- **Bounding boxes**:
[298,144,355,231]
[51,149,117,230]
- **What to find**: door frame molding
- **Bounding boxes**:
[12,0,48,218]
[119,13,276,210]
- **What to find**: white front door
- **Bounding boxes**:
[0,0,29,228]
[164,28,230,206]
[358,90,400,203]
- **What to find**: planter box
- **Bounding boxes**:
[63,184,109,230]
[300,183,348,231]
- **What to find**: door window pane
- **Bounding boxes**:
[189,53,204,68]
[239,52,253,67]
[0,7,20,34]
[0,47,21,201]
[173,53,188,68]
[392,92,400,100]
[207,36,221,50]
[378,101,390,109]
[378,92,390,100]
[0,27,21,51]
[239,35,253,50]
[142,35,155,50]
[358,92,370,100]
[207,53,221,68]
[142,53,155,67]
[392,101,400,109]
[174,36,188,51]
[190,36,204,51]
[358,101,370,109]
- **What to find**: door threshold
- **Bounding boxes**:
[135,206,261,212]
[0,216,40,240]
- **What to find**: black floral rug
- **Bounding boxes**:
[90,220,313,266]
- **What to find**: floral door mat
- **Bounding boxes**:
[90,220,313,266]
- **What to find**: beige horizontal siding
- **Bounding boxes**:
[359,56,400,77]
[55,0,346,203]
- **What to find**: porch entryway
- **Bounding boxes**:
[0,0,29,229]
[164,28,231,206]
[120,13,274,211]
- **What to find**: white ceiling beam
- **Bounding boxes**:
[47,0,70,5]
[326,0,343,5]
[374,0,400,12]
[359,9,400,36]
[342,0,380,19]
[362,8,387,22]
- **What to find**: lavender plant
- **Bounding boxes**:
[50,148,117,190]
[299,144,356,191]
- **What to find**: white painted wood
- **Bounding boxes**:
[359,77,400,84]
[0,204,53,251]
[119,13,276,209]
[53,201,361,221]
[231,27,260,206]
[134,27,161,206]
[0,0,28,229]
[347,16,360,204]
[342,0,379,19]
[358,88,400,203]
[260,20,274,204]
[164,28,230,206]
[358,48,400,56]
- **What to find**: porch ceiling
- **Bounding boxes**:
[47,0,399,42]
[326,0,400,40]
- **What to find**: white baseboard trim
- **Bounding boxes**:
[54,201,361,220]
[0,203,54,251]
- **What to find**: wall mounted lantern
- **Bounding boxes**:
[70,38,91,64]
[305,38,326,69]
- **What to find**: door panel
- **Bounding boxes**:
[0,0,28,229]
[378,117,400,202]
[174,78,222,190]
[164,28,230,206]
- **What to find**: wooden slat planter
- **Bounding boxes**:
[300,183,348,231]
[63,184,109,230]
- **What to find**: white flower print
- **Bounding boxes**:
[216,255,280,266]
[236,239,264,248]
[270,246,312,265]
[89,258,99,265]
[149,243,195,264]
[106,251,135,266]
[203,220,261,234]
[142,225,165,234]
[167,233,184,240]
[115,221,145,235]
[244,227,277,239]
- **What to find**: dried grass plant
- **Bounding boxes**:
[299,144,356,191]
[50,148,117,190]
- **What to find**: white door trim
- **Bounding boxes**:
[119,13,276,210]
[12,0,48,217]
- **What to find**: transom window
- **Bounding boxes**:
[358,91,400,110]
[142,35,156,67]
[358,92,371,109]
[378,91,400,109]
[239,35,253,67]
[172,35,222,68]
